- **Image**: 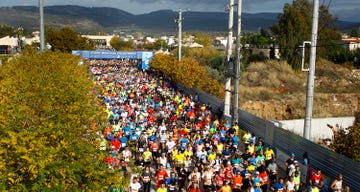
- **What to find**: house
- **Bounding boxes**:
[341,38,360,51]
[0,36,18,54]
[24,31,40,45]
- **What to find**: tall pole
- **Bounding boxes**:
[224,0,234,119]
[39,0,45,51]
[177,9,183,61]
[303,0,319,140]
[232,0,242,125]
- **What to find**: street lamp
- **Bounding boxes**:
[232,0,242,124]
[224,0,234,119]
[303,0,320,140]
[39,0,45,51]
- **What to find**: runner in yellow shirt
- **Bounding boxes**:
[264,146,275,166]
[184,147,193,158]
[156,183,168,192]
[219,181,232,192]
[208,151,216,162]
[175,152,185,165]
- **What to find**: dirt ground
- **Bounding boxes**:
[238,60,360,120]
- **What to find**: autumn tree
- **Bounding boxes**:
[149,53,179,81]
[186,46,222,66]
[150,53,223,97]
[46,26,95,52]
[324,97,360,162]
[271,0,340,69]
[110,36,134,51]
[0,50,123,190]
[193,32,212,47]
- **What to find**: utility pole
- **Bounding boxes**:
[39,0,45,51]
[175,9,184,61]
[224,0,234,119]
[232,0,242,125]
[303,0,320,140]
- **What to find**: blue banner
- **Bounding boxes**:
[72,50,153,70]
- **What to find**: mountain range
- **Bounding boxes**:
[0,5,358,34]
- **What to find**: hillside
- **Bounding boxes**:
[240,60,360,120]
[0,7,103,33]
[0,5,358,33]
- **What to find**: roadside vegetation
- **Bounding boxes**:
[1,0,359,179]
[0,50,124,190]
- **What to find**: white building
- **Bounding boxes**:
[24,36,40,45]
[341,38,360,51]
[0,36,18,47]
[145,37,157,44]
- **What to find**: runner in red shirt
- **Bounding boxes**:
[259,169,269,192]
[111,138,120,151]
[156,165,169,188]
[310,169,323,186]
[224,163,233,182]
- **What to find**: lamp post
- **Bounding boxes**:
[232,0,242,124]
[224,0,234,119]
[303,0,320,140]
[175,9,184,61]
[39,0,45,51]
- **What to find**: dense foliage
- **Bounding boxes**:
[243,29,272,46]
[0,25,15,38]
[142,39,168,51]
[110,36,134,51]
[271,0,340,69]
[46,27,95,52]
[324,101,360,162]
[0,50,123,191]
[150,53,224,98]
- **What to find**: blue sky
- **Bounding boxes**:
[0,0,359,22]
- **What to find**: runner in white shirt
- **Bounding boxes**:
[129,177,142,192]
[166,140,176,153]
[285,176,296,192]
[122,147,132,163]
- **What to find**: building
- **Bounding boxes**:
[341,38,360,51]
[24,31,40,45]
[0,36,18,54]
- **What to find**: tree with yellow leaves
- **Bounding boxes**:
[150,53,224,98]
[0,49,124,191]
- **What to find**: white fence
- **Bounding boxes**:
[278,117,355,142]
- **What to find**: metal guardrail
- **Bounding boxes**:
[238,109,360,189]
[178,84,360,190]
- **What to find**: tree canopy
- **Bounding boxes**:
[0,25,15,38]
[0,50,123,190]
[110,36,134,51]
[193,32,212,47]
[271,0,340,69]
[46,26,95,52]
[150,53,223,97]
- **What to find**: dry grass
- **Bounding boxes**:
[239,59,360,119]
[242,60,306,93]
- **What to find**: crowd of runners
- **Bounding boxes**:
[91,59,346,192]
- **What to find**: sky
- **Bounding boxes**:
[0,0,359,22]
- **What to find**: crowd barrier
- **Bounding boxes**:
[177,83,360,190]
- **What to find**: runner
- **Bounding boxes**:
[91,59,345,192]
[330,174,343,192]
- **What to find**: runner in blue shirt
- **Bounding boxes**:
[119,136,128,149]
[271,177,285,192]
